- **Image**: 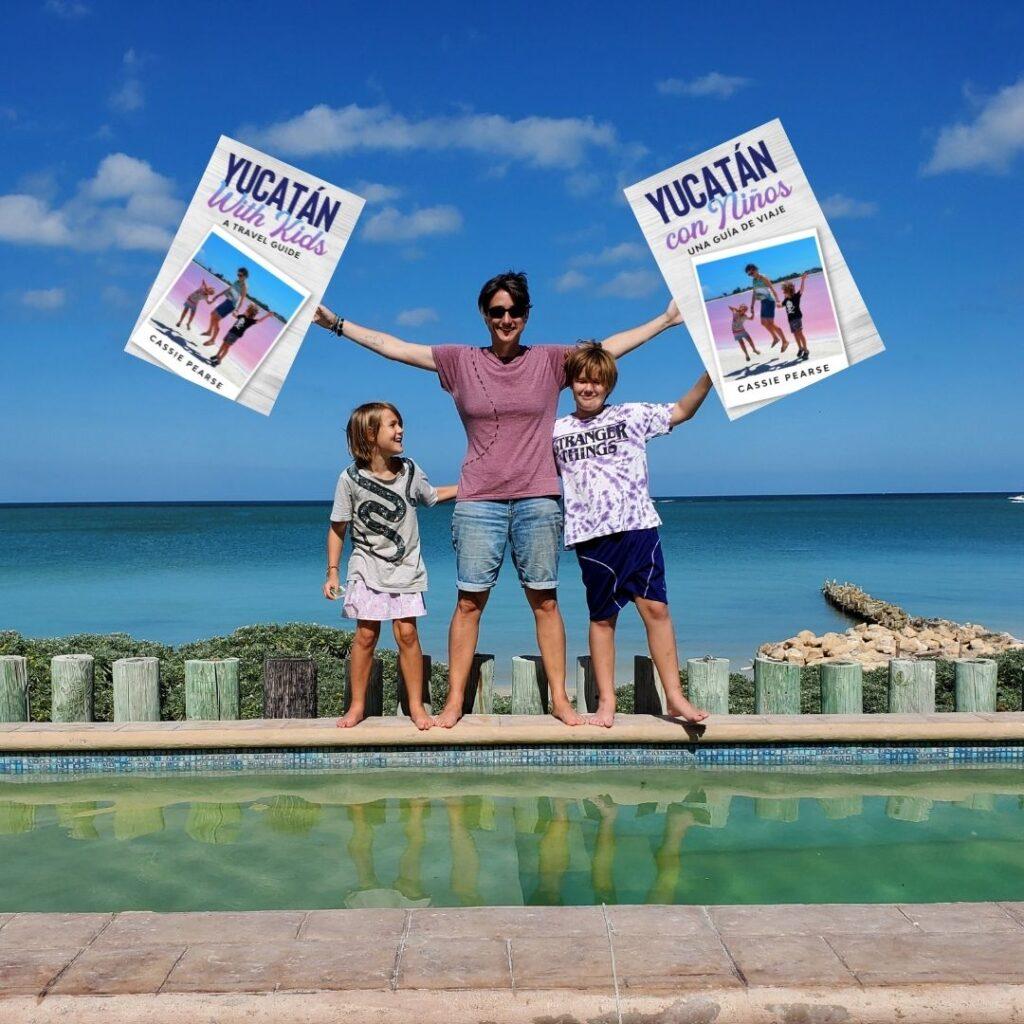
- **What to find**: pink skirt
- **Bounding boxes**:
[342,579,426,621]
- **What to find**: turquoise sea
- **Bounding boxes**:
[1,494,1022,686]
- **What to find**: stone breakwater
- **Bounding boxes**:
[758,581,1023,668]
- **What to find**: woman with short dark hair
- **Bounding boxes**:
[315,272,684,727]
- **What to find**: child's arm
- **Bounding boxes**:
[256,311,275,324]
[597,299,683,359]
[323,520,347,599]
[669,372,713,427]
[434,485,458,503]
[797,272,808,295]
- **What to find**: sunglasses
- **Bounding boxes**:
[487,304,527,320]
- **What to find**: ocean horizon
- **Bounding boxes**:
[3,492,1022,688]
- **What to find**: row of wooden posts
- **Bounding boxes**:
[0,652,1002,724]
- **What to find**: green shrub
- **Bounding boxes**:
[2,626,1021,721]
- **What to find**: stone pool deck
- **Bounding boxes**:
[2,903,1024,1022]
[2,711,1024,750]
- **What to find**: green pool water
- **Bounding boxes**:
[1,767,1022,911]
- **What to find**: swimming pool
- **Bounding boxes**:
[2,765,1022,912]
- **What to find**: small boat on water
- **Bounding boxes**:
[1010,495,1024,503]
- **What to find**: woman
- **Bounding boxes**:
[315,271,683,728]
[203,267,249,346]
[744,263,788,351]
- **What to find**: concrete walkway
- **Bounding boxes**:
[2,711,1024,751]
[2,903,1024,1022]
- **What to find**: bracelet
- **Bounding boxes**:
[331,314,345,336]
[326,565,339,575]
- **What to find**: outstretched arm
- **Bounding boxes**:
[669,372,713,427]
[797,272,808,295]
[315,304,436,371]
[434,485,458,503]
[599,299,683,359]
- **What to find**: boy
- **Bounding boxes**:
[553,342,713,727]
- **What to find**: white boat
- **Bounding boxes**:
[1010,495,1024,503]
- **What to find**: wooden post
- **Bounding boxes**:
[576,655,598,714]
[633,655,667,714]
[186,803,243,845]
[343,656,383,717]
[885,795,932,822]
[113,657,161,722]
[0,655,29,723]
[888,658,936,714]
[263,657,318,719]
[820,659,863,714]
[687,657,729,715]
[51,654,94,722]
[755,798,799,822]
[185,658,240,720]
[397,654,432,717]
[754,656,800,715]
[954,658,997,712]
[819,796,863,820]
[511,656,548,714]
[464,654,494,714]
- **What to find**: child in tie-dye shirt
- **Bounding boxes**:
[553,342,713,727]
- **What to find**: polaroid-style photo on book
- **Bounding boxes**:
[691,229,848,409]
[140,225,310,401]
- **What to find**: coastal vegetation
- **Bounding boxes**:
[1,624,1022,722]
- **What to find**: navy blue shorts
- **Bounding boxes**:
[574,527,667,621]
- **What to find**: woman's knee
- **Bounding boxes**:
[353,622,380,649]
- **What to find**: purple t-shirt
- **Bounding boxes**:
[432,344,572,501]
[553,402,673,547]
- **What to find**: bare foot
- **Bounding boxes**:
[551,699,586,726]
[752,348,761,356]
[336,706,366,729]
[203,339,215,347]
[665,696,709,724]
[780,341,789,353]
[433,703,464,729]
[587,703,616,728]
[409,707,433,731]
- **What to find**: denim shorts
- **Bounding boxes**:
[451,497,562,592]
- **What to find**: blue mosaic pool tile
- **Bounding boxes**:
[0,741,1022,778]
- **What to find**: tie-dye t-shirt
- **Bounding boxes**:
[553,402,673,547]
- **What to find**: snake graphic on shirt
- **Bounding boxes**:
[346,461,417,564]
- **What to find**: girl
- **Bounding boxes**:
[727,302,760,361]
[209,303,274,368]
[781,273,809,360]
[202,267,249,346]
[322,402,456,730]
[745,263,788,351]
[177,280,213,330]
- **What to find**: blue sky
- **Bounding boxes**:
[696,235,822,299]
[2,0,1023,501]
[195,232,305,319]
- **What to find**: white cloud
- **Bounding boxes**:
[84,153,173,199]
[363,204,462,243]
[0,152,182,252]
[21,287,66,310]
[554,270,590,293]
[924,77,1024,174]
[110,49,145,113]
[0,195,72,245]
[245,103,617,169]
[657,72,750,99]
[396,307,439,327]
[101,284,134,308]
[44,0,90,16]
[599,270,661,299]
[820,193,879,219]
[354,181,403,204]
[110,79,144,113]
[571,242,646,268]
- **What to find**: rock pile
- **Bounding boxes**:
[758,581,1023,668]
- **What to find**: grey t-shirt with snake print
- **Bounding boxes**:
[330,458,438,593]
